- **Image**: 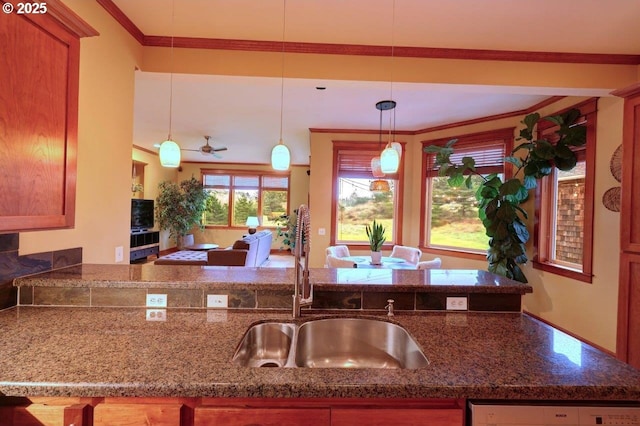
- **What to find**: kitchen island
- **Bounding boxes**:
[4,265,637,425]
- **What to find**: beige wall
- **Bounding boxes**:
[164,162,310,250]
[19,1,143,264]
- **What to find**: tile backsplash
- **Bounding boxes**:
[0,233,82,310]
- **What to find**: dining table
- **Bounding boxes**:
[342,255,415,270]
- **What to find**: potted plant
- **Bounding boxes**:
[275,210,297,251]
[366,220,386,265]
[424,109,586,283]
[155,177,209,249]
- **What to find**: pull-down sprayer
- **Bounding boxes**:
[293,204,312,318]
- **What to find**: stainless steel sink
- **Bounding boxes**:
[232,322,295,367]
[232,318,429,369]
[294,318,429,369]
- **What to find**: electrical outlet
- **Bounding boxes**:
[146,309,166,321]
[318,228,326,236]
[446,296,468,311]
[115,246,124,263]
[207,294,228,308]
[146,294,167,308]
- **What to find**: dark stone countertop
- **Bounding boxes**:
[0,307,637,400]
[13,264,532,294]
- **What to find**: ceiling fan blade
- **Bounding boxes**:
[181,148,200,152]
[213,147,228,152]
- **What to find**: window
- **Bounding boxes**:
[202,170,289,228]
[331,141,404,246]
[421,128,513,256]
[534,99,597,282]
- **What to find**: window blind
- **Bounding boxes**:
[337,149,400,180]
[425,141,505,177]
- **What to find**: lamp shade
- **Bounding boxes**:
[369,179,390,193]
[245,216,260,228]
[271,142,291,171]
[391,141,402,157]
[371,157,384,178]
[380,145,400,173]
[159,140,181,168]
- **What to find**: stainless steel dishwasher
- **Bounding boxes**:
[469,402,640,425]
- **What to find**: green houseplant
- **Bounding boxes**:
[155,177,209,249]
[275,209,297,251]
[424,109,586,283]
[365,220,386,265]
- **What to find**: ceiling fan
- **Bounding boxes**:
[182,135,227,158]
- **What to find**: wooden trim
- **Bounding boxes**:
[132,144,158,156]
[420,247,487,262]
[91,2,640,65]
[313,97,565,136]
[94,0,144,43]
[0,0,100,38]
[523,311,616,357]
[532,99,597,284]
[611,82,640,99]
[619,94,640,253]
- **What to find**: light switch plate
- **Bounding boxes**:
[446,296,468,311]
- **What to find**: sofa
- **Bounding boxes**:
[154,230,272,267]
[207,230,272,267]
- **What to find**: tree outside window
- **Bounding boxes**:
[202,171,289,228]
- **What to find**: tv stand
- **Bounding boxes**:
[130,230,160,263]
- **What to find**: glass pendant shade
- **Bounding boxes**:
[369,179,390,193]
[159,140,181,168]
[380,145,400,173]
[391,141,402,157]
[271,141,291,171]
[371,157,384,178]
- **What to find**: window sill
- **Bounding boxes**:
[532,260,593,283]
[420,246,487,261]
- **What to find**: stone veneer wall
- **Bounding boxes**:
[0,233,82,310]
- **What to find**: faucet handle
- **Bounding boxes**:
[385,299,395,317]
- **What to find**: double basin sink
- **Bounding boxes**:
[233,317,429,369]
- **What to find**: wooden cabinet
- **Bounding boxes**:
[0,396,464,426]
[0,0,96,232]
[194,407,330,426]
[613,83,640,368]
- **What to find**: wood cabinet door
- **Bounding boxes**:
[331,408,463,426]
[0,3,80,231]
[94,403,184,426]
[194,407,331,426]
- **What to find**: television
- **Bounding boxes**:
[131,199,154,231]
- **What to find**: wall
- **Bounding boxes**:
[132,147,178,251]
[172,162,310,250]
[17,0,143,264]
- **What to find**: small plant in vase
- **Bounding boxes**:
[366,220,386,265]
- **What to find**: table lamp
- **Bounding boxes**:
[245,216,260,234]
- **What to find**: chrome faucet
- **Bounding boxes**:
[385,299,395,317]
[293,204,313,318]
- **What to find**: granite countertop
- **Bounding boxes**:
[0,306,638,400]
[13,264,532,294]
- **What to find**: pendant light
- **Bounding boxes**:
[159,0,181,168]
[369,100,395,193]
[271,0,291,171]
[379,0,400,174]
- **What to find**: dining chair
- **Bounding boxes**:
[416,258,442,270]
[389,245,422,265]
[325,245,350,258]
[325,255,357,268]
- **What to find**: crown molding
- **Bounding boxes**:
[97,0,640,65]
